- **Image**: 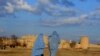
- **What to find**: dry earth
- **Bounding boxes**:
[0,47,100,56]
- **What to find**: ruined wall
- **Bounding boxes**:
[18,35,37,48]
[79,36,89,49]
[59,40,70,49]
[18,35,71,49]
[18,35,49,48]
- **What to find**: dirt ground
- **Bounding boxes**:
[0,48,100,56]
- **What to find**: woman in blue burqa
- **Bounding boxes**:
[48,31,60,56]
[31,33,45,56]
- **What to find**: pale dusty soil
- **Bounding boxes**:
[0,48,100,56]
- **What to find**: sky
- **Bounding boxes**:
[0,0,100,42]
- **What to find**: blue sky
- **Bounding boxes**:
[0,0,100,42]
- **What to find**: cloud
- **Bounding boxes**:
[49,0,74,6]
[4,2,14,13]
[87,8,100,20]
[38,0,74,6]
[82,9,100,26]
[0,0,77,17]
[41,14,88,26]
[37,0,76,16]
[0,0,36,17]
[0,0,100,26]
[41,9,100,27]
[0,0,100,17]
[14,0,35,12]
[12,0,35,12]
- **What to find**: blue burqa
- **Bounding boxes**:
[48,31,60,56]
[31,34,45,56]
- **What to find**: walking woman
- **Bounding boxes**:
[48,31,60,56]
[31,34,45,56]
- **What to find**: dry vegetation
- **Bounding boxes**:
[0,47,100,56]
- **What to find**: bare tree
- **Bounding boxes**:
[70,41,76,48]
[10,35,18,48]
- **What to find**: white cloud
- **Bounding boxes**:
[0,0,36,16]
[1,0,100,26]
[14,0,35,12]
[41,14,88,26]
[40,5,100,27]
[39,0,50,4]
[41,10,100,27]
[0,0,78,16]
[3,0,36,13]
[4,2,14,13]
[37,0,77,16]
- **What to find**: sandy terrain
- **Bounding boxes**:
[0,48,100,56]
